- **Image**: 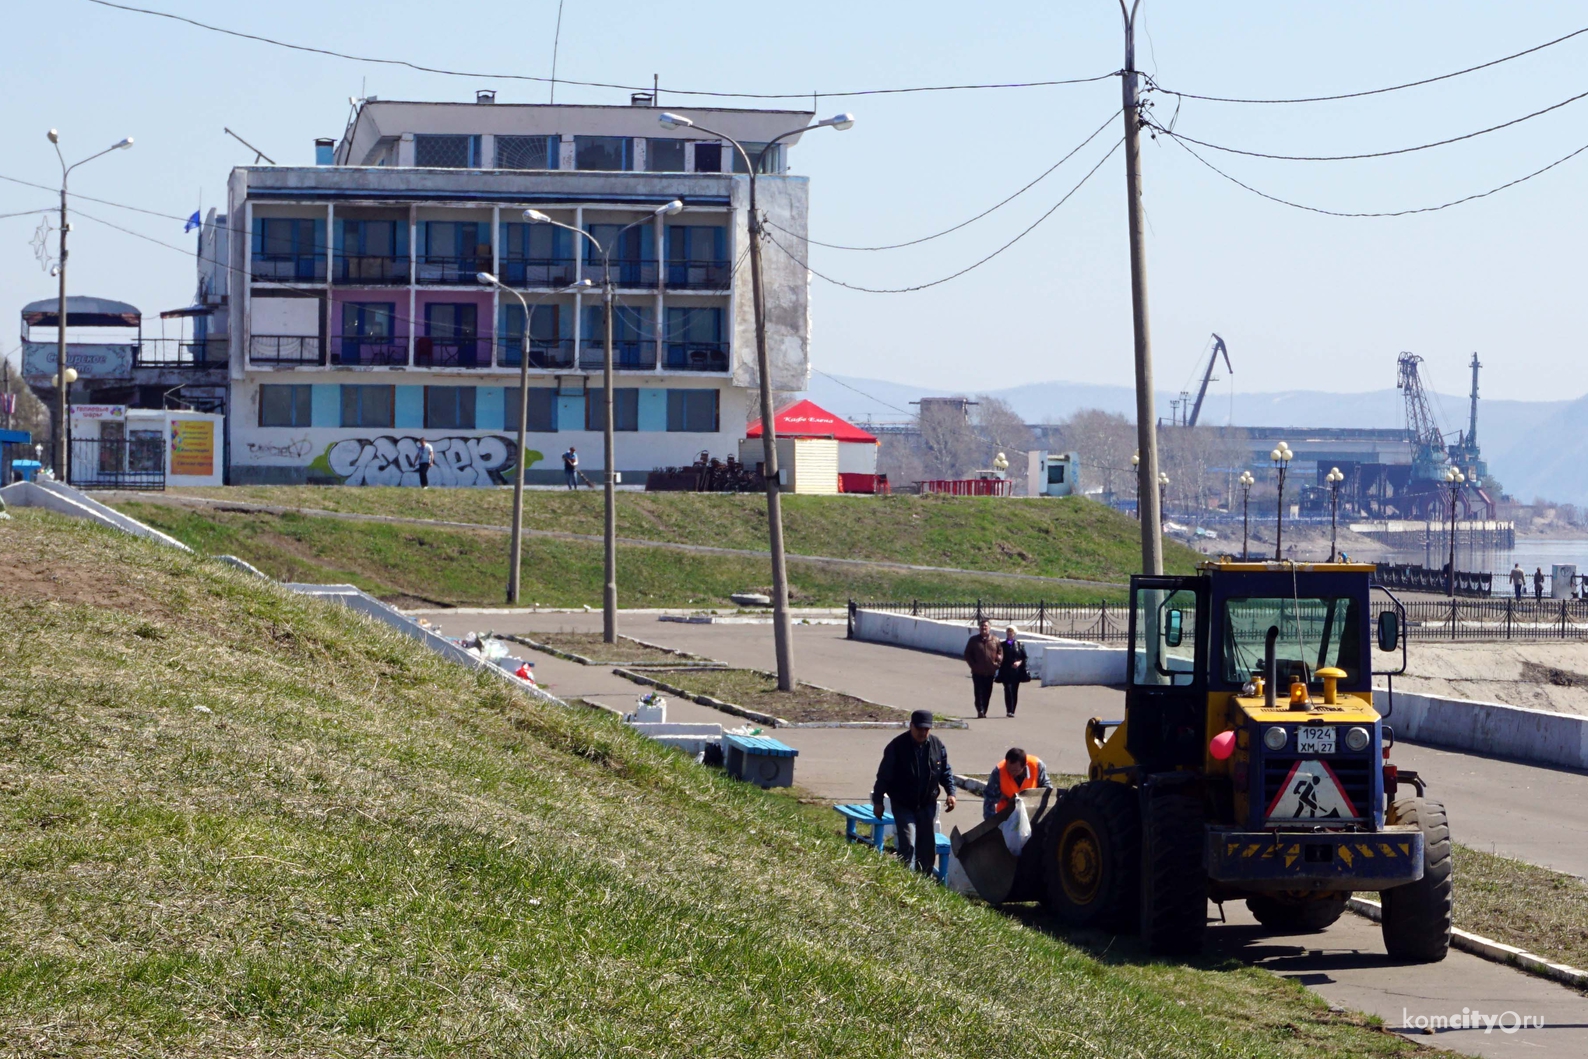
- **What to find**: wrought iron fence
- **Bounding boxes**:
[1374,562,1493,598]
[849,600,1130,643]
[68,437,164,490]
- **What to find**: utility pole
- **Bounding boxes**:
[55,181,69,479]
[1119,0,1162,575]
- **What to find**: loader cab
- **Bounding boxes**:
[1125,575,1210,771]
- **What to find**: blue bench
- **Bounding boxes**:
[834,803,951,883]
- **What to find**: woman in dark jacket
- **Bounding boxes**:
[995,625,1030,717]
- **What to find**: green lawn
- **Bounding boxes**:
[0,509,1411,1057]
[112,501,1134,609]
[160,487,1202,583]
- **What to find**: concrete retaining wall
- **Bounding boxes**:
[850,609,1127,686]
[1378,686,1588,771]
[0,480,192,552]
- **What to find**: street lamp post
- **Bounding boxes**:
[476,273,594,604]
[1271,441,1293,561]
[1130,450,1140,519]
[1326,466,1345,562]
[657,109,855,692]
[1444,467,1466,597]
[1238,470,1255,561]
[47,129,132,480]
[1157,471,1169,527]
[522,202,683,643]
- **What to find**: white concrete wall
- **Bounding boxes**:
[849,609,1129,686]
[1377,686,1588,770]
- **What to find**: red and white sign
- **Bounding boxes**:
[1266,759,1360,822]
[745,399,878,443]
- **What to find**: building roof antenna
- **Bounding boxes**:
[223,127,276,165]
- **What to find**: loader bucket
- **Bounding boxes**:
[949,788,1056,905]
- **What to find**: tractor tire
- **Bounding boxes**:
[1140,787,1207,956]
[1246,891,1349,933]
[1380,797,1453,963]
[1043,780,1140,932]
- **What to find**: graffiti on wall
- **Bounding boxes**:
[313,435,540,487]
[246,436,314,460]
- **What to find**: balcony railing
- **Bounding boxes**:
[250,335,324,366]
[335,256,410,285]
[414,337,488,368]
[587,258,659,288]
[666,260,732,290]
[252,254,326,283]
[665,342,730,372]
[499,258,578,288]
[580,338,657,371]
[333,335,407,366]
[134,337,229,369]
[415,256,492,285]
[498,337,577,370]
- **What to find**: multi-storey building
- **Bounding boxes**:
[222,92,814,485]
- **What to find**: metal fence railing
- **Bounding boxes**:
[849,600,1130,643]
[850,597,1588,644]
[1375,562,1493,598]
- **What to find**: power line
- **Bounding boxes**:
[764,137,1122,293]
[0,207,53,221]
[0,170,190,221]
[772,107,1119,252]
[1148,87,1588,162]
[1161,127,1588,218]
[1147,24,1588,104]
[809,368,913,415]
[85,0,1119,101]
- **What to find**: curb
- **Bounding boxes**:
[497,632,720,669]
[1345,897,1588,990]
[608,667,962,730]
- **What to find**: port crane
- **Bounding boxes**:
[1175,334,1232,427]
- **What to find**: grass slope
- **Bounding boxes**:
[0,510,1408,1057]
[113,501,1131,609]
[162,487,1202,582]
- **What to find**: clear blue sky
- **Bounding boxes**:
[3,0,1585,404]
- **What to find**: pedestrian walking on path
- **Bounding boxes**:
[562,446,580,490]
[995,625,1029,717]
[963,618,1002,719]
[416,438,434,489]
[872,710,956,874]
[1535,567,1546,602]
[1511,563,1526,600]
[983,747,1051,819]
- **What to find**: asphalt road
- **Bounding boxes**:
[427,610,1588,1056]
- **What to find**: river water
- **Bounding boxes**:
[1382,537,1588,579]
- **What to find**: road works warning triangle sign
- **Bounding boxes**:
[1266,759,1360,822]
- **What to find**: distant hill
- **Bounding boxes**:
[1492,393,1588,506]
[801,373,1571,500]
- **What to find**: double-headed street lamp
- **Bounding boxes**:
[1325,466,1345,562]
[1238,470,1255,560]
[1444,466,1466,597]
[656,108,855,692]
[476,273,594,605]
[520,201,683,644]
[1270,441,1293,561]
[47,128,133,479]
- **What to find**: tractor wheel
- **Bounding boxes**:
[1140,786,1207,955]
[1043,780,1140,932]
[1246,891,1349,933]
[1380,797,1453,962]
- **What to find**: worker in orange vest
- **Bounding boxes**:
[983,746,1051,818]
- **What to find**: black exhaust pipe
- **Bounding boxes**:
[1264,625,1279,709]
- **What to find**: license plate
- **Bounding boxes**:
[1297,726,1337,754]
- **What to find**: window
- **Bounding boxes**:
[666,389,719,432]
[422,221,487,261]
[575,135,632,171]
[505,387,557,432]
[733,142,785,174]
[341,219,399,257]
[500,222,568,260]
[425,386,477,430]
[583,303,652,342]
[259,218,317,258]
[1048,464,1066,484]
[342,302,396,337]
[693,142,723,173]
[1221,596,1362,687]
[496,135,558,170]
[665,307,723,344]
[646,138,686,172]
[420,303,480,367]
[501,303,559,341]
[585,388,640,431]
[666,225,726,263]
[341,385,395,428]
[415,134,480,168]
[259,384,313,427]
[586,223,648,263]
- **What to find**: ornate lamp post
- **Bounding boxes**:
[1271,441,1293,561]
[1238,470,1255,560]
[1444,466,1466,597]
[1157,471,1169,526]
[1326,466,1345,562]
[1130,450,1140,519]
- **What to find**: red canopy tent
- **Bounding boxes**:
[743,399,886,493]
[745,399,878,443]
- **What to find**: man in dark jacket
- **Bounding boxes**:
[964,618,1003,718]
[873,710,957,873]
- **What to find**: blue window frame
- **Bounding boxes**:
[259,384,312,427]
[585,388,639,431]
[666,389,720,432]
[415,134,482,168]
[505,387,558,432]
[424,386,477,430]
[341,385,395,428]
[496,135,559,170]
[252,217,325,281]
[574,136,632,171]
[419,303,480,368]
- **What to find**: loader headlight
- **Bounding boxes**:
[1344,726,1371,752]
[1262,726,1289,751]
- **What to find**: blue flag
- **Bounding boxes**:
[184,210,201,233]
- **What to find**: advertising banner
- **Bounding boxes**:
[22,342,135,379]
[169,419,215,477]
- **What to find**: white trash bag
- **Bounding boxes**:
[1000,794,1032,857]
